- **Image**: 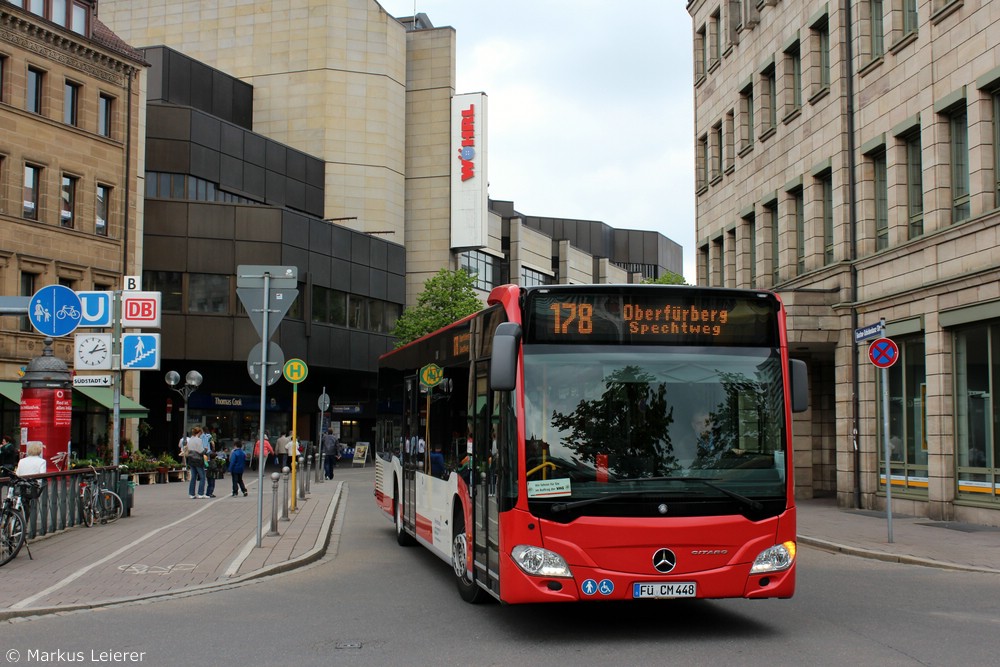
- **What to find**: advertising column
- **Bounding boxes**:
[20,338,73,470]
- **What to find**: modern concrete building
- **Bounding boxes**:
[687,0,1000,524]
[0,0,147,453]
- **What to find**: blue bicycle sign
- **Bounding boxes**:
[29,285,82,337]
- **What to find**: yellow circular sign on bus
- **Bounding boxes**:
[419,363,443,388]
[283,358,308,384]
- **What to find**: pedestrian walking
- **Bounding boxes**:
[276,431,291,469]
[321,428,340,479]
[228,441,248,497]
[0,434,18,469]
[181,426,207,498]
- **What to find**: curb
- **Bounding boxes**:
[799,535,1000,575]
[0,483,343,622]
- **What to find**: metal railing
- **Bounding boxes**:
[0,466,126,540]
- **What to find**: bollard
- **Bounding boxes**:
[315,448,322,483]
[305,454,313,494]
[281,466,290,521]
[267,472,281,536]
[298,456,307,500]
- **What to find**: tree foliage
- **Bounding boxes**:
[391,269,483,347]
[642,271,687,285]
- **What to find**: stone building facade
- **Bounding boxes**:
[0,0,146,448]
[688,0,1000,524]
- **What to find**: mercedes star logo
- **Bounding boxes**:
[652,548,677,573]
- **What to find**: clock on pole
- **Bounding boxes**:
[74,333,113,370]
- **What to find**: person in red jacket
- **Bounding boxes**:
[251,434,273,471]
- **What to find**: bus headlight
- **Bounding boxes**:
[750,541,796,574]
[511,545,573,578]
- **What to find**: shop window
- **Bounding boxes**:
[878,335,928,495]
[954,323,1000,502]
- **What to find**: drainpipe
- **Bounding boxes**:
[843,3,862,509]
[123,69,134,275]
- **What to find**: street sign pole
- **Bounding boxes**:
[255,273,271,548]
[112,290,122,467]
[880,320,893,543]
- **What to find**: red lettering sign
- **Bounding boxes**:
[125,298,156,320]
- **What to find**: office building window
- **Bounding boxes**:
[811,16,831,93]
[954,322,1000,504]
[60,174,77,228]
[98,94,113,137]
[724,110,735,172]
[27,67,43,114]
[874,149,889,250]
[878,334,927,494]
[312,286,347,326]
[188,274,230,314]
[791,187,805,274]
[949,107,970,222]
[459,250,498,291]
[96,184,110,236]
[63,81,80,126]
[761,63,777,135]
[697,133,709,190]
[743,211,757,288]
[819,171,834,264]
[868,0,884,60]
[23,164,41,220]
[694,25,707,81]
[143,272,182,312]
[902,0,918,36]
[904,131,923,238]
[739,83,754,152]
[765,200,779,285]
[784,41,802,115]
[520,266,551,287]
[712,122,723,181]
[709,10,721,68]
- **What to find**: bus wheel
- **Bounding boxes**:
[452,520,486,603]
[394,483,415,547]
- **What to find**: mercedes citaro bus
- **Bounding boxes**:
[374,284,807,604]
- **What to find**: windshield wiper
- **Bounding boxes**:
[549,476,763,512]
[551,490,661,512]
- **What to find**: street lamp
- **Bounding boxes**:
[165,370,203,443]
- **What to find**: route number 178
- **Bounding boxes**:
[549,303,593,335]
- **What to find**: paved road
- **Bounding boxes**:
[2,464,998,620]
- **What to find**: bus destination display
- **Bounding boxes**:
[524,290,779,346]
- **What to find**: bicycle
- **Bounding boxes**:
[78,467,123,527]
[1,465,43,567]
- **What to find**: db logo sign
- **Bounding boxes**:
[121,291,162,328]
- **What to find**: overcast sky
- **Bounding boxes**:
[377,1,696,281]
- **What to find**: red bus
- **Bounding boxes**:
[374,284,808,604]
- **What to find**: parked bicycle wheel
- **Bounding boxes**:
[98,490,123,524]
[79,486,95,527]
[0,510,26,567]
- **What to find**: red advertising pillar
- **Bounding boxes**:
[20,337,73,471]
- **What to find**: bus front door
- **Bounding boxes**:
[472,362,500,596]
[400,375,419,537]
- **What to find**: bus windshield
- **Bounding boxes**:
[522,346,788,518]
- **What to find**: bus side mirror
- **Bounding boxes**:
[490,323,522,391]
[789,359,808,413]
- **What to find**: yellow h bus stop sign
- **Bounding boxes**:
[283,358,308,384]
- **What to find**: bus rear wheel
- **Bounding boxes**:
[452,520,486,603]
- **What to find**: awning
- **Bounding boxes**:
[0,381,21,404]
[74,387,149,419]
